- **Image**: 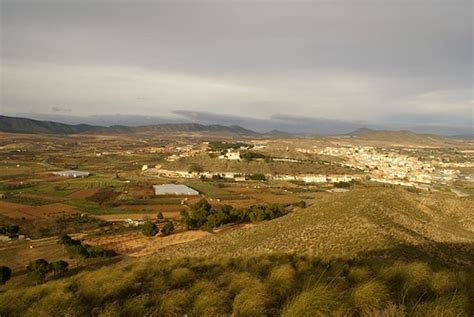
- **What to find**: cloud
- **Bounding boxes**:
[1,1,471,127]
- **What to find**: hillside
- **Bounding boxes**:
[345,128,449,144]
[157,188,474,267]
[1,187,473,316]
[0,115,257,135]
[0,115,103,134]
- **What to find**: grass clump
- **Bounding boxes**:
[282,285,340,316]
[168,267,194,288]
[0,255,472,316]
[265,264,296,303]
[349,280,390,313]
[233,284,268,317]
[347,266,372,284]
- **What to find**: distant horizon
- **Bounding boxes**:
[1,112,472,137]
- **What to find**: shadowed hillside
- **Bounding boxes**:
[157,188,474,267]
[345,128,450,145]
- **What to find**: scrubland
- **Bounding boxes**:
[0,254,472,316]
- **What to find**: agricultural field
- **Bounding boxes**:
[0,132,473,315]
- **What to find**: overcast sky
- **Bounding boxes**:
[1,0,472,128]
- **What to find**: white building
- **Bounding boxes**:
[53,170,90,178]
[153,184,199,196]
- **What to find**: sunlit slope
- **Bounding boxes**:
[158,188,474,266]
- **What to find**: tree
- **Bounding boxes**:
[180,209,191,228]
[142,221,158,236]
[188,163,204,173]
[50,260,69,275]
[161,221,175,236]
[156,211,164,220]
[27,259,51,282]
[58,233,78,245]
[0,266,12,284]
[65,243,89,259]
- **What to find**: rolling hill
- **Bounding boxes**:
[345,128,449,144]
[1,187,473,316]
[157,187,474,267]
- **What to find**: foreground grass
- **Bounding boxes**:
[1,254,472,316]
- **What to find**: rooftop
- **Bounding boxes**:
[153,184,199,196]
[53,170,90,177]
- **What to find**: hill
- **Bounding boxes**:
[0,115,103,134]
[345,128,449,144]
[157,187,474,267]
[1,187,473,316]
[451,134,474,140]
[0,115,257,135]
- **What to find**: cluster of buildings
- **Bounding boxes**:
[143,167,358,185]
[165,144,204,162]
[144,168,246,181]
[271,174,358,183]
[315,146,464,189]
[218,150,241,160]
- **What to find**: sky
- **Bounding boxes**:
[0,0,472,132]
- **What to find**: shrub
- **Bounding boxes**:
[292,200,306,208]
[0,266,12,284]
[50,261,69,276]
[27,259,52,282]
[169,268,194,288]
[233,285,267,317]
[265,264,296,302]
[411,293,470,317]
[65,243,89,259]
[248,173,266,181]
[241,151,266,161]
[160,221,174,236]
[191,289,227,316]
[141,221,158,237]
[282,285,340,316]
[228,272,261,297]
[156,211,164,220]
[429,271,457,296]
[188,163,204,173]
[381,262,431,303]
[157,289,192,316]
[347,266,372,284]
[350,280,390,313]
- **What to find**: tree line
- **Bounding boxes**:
[180,198,305,230]
[58,233,117,258]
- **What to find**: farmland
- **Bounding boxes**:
[0,131,473,315]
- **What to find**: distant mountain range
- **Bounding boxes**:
[9,111,473,136]
[0,115,471,143]
[0,115,256,135]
